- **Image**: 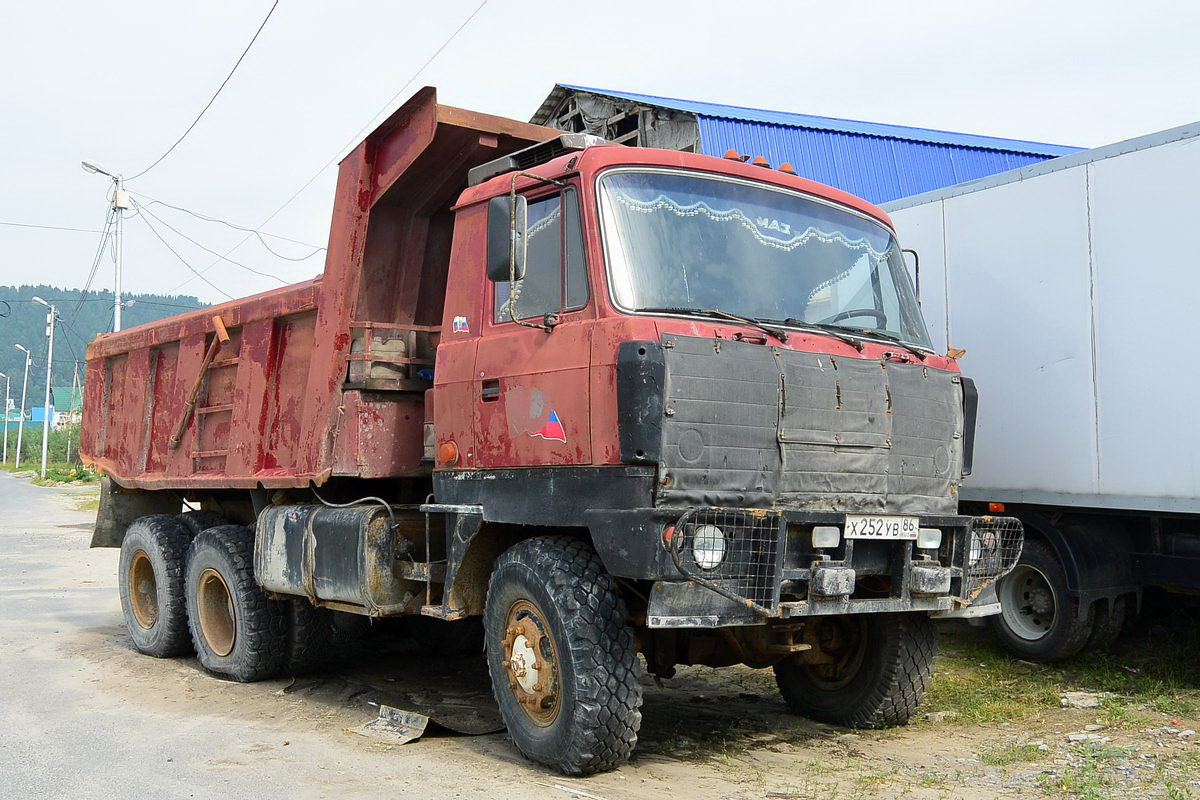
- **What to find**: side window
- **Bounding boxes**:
[495,188,589,323]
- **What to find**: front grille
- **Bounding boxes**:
[964,516,1023,600]
[667,508,785,614]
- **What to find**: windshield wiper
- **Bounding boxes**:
[635,307,790,343]
[819,324,929,360]
[761,318,866,352]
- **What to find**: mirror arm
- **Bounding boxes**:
[506,171,568,333]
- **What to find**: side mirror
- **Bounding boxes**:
[487,194,528,282]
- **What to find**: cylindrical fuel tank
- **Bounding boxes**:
[254,503,415,615]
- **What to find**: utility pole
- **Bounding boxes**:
[0,371,9,465]
[65,361,80,464]
[13,344,31,470]
[32,297,57,478]
[82,161,129,331]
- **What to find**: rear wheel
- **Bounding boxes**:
[990,538,1092,662]
[185,525,286,682]
[774,612,935,728]
[483,536,642,775]
[118,515,193,657]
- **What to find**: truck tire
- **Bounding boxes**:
[990,538,1092,662]
[282,600,333,675]
[483,536,643,775]
[118,514,194,658]
[774,612,935,728]
[185,525,286,682]
[177,510,226,539]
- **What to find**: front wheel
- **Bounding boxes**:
[989,538,1092,662]
[774,612,935,728]
[483,536,643,775]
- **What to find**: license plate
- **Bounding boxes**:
[845,515,919,540]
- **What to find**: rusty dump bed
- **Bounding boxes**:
[80,88,557,490]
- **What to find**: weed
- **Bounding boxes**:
[979,742,1046,766]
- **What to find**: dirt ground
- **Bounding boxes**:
[1,472,1197,800]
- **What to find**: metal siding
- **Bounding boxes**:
[696,117,1049,205]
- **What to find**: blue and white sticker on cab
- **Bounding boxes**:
[452,315,469,333]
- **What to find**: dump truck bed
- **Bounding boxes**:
[80,88,557,489]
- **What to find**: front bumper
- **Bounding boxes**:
[587,507,1022,627]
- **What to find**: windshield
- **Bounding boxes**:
[598,169,932,349]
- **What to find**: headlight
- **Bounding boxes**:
[917,528,942,550]
[812,525,841,549]
[968,531,983,564]
[692,524,726,570]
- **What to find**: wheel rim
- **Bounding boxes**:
[998,563,1056,641]
[197,567,237,657]
[500,599,561,727]
[129,549,159,630]
[805,616,868,689]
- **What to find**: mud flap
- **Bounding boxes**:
[90,477,181,548]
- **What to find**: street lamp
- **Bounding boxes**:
[81,160,129,332]
[0,371,9,465]
[13,344,31,470]
[32,296,58,478]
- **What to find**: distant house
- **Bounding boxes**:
[531,84,1082,205]
[52,386,82,427]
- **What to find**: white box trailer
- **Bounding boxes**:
[884,123,1200,661]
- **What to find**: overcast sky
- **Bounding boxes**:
[2,0,1197,308]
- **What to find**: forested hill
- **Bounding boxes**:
[0,285,207,391]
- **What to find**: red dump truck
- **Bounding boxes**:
[81,87,1020,775]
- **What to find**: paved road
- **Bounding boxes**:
[0,473,774,800]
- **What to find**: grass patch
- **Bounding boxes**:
[923,621,1200,726]
[1040,742,1130,799]
[979,741,1046,766]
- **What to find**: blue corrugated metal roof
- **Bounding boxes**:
[558,84,1080,156]
[551,85,1083,205]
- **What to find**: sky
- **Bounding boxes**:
[2,0,1197,307]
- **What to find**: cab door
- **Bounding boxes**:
[474,187,593,467]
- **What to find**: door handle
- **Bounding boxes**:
[481,379,500,402]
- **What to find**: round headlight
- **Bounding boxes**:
[968,531,983,565]
[692,524,726,570]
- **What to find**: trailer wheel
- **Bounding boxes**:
[177,510,226,539]
[118,515,194,658]
[185,525,286,682]
[774,612,935,728]
[990,538,1092,662]
[483,536,643,775]
[282,600,333,675]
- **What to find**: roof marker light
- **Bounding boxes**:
[752,155,771,168]
[779,162,797,174]
[723,149,742,161]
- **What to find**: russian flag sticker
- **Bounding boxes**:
[530,410,567,443]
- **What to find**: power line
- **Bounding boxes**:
[127,0,281,181]
[132,207,234,300]
[132,198,288,285]
[71,206,117,324]
[0,220,104,234]
[169,0,489,296]
[131,192,325,257]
